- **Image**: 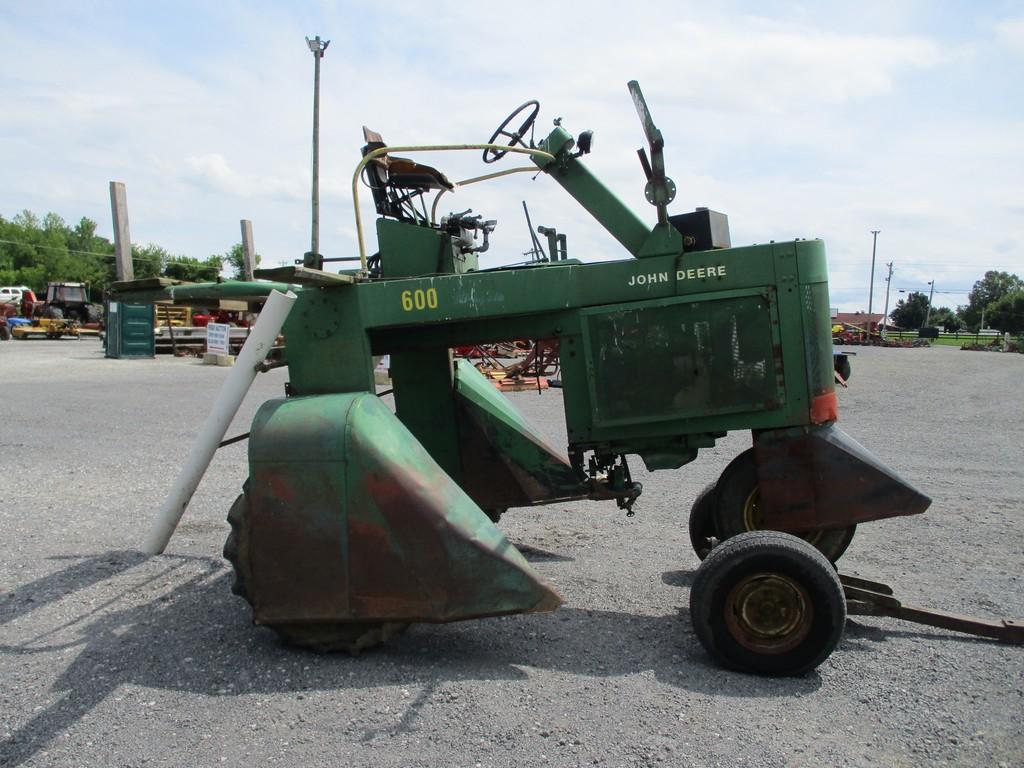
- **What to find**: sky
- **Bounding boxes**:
[1,1,1022,312]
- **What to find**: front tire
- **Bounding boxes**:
[714,449,856,563]
[690,531,846,676]
[688,482,717,560]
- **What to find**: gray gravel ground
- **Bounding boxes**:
[1,339,1022,768]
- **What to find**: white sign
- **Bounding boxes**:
[206,322,230,355]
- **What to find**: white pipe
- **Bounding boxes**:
[143,289,298,555]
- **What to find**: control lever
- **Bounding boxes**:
[442,211,497,255]
[628,80,676,226]
[636,148,653,182]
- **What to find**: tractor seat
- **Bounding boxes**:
[362,126,454,191]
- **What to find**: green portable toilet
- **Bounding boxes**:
[105,301,155,358]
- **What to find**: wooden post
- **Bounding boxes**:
[109,182,134,281]
[164,308,177,356]
[240,219,256,281]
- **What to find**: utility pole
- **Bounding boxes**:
[239,219,256,281]
[881,262,894,338]
[109,182,134,282]
[306,35,329,269]
[924,280,935,327]
[867,230,880,321]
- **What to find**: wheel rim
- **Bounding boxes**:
[724,572,813,654]
[741,487,825,547]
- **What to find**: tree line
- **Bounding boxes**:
[0,210,256,302]
[3,208,1019,332]
[889,270,1024,334]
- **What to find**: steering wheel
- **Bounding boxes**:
[482,100,540,164]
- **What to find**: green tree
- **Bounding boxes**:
[928,306,960,332]
[889,292,930,329]
[164,254,223,282]
[986,291,1024,334]
[219,242,260,280]
[960,270,1023,330]
[1,208,236,295]
[131,243,172,281]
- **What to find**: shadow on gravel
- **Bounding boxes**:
[660,569,696,588]
[0,550,148,628]
[0,550,822,767]
[512,542,575,563]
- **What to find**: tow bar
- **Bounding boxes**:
[841,574,1024,644]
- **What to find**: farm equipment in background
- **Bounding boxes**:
[111,81,1019,676]
[1,283,103,340]
[832,321,922,349]
[456,339,562,391]
[10,316,101,340]
[39,282,100,324]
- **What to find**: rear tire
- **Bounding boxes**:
[223,485,408,654]
[690,531,846,676]
[834,355,852,382]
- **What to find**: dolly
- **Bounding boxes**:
[112,82,1019,675]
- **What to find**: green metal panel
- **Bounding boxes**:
[795,240,836,401]
[453,360,589,508]
[378,218,461,277]
[390,347,462,480]
[105,302,154,359]
[246,392,561,624]
[357,244,780,330]
[580,290,782,428]
[284,288,375,395]
[352,240,820,463]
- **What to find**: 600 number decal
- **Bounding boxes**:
[401,288,438,312]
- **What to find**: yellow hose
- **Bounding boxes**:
[430,166,538,224]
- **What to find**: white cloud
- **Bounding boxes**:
[182,153,307,202]
[995,16,1024,51]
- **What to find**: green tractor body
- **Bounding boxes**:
[113,82,930,673]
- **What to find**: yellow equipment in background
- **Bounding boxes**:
[11,318,101,340]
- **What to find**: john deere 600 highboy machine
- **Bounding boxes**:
[113,82,1018,675]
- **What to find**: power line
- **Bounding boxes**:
[0,237,120,259]
[897,287,973,294]
[831,259,1021,269]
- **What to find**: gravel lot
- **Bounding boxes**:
[1,339,1022,767]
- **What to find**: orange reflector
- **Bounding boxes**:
[811,390,839,424]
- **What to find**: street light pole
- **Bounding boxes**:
[306,35,330,269]
[868,230,880,324]
[881,262,894,338]
[924,280,935,327]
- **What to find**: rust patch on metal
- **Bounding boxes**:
[754,425,931,532]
